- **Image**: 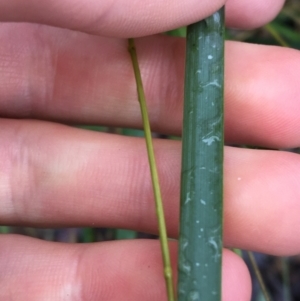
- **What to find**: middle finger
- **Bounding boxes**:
[1,118,300,255]
[1,24,300,148]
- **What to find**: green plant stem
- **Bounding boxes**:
[178,8,225,301]
[128,38,176,301]
[264,23,289,47]
[247,251,271,301]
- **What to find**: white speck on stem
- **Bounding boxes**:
[202,79,221,89]
[202,135,220,146]
[208,55,213,59]
[185,192,191,204]
[188,291,200,301]
[208,237,221,262]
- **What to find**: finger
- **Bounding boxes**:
[0,0,284,38]
[0,235,251,301]
[224,146,300,255]
[1,25,299,148]
[224,41,300,148]
[1,119,300,255]
[226,0,285,29]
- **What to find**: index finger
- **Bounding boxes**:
[0,0,284,37]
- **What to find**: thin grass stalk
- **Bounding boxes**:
[177,8,225,301]
[128,38,176,301]
[234,249,271,300]
[264,24,289,47]
[247,251,271,301]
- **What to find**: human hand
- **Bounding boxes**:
[1,0,300,300]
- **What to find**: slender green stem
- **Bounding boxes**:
[247,251,271,301]
[128,38,176,301]
[177,8,225,301]
[264,23,289,47]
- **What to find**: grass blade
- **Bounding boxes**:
[247,251,271,301]
[128,38,176,301]
[264,23,289,47]
[177,8,225,301]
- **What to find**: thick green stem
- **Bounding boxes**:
[128,38,176,301]
[178,8,225,301]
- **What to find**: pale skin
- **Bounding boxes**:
[0,0,300,300]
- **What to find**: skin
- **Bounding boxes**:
[0,0,299,300]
